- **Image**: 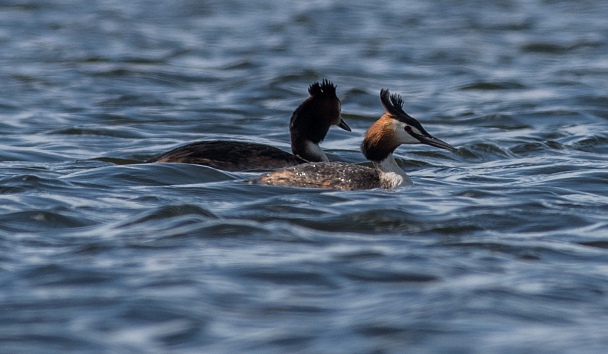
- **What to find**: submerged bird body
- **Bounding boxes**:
[147,80,350,171]
[257,89,456,190]
[150,140,301,171]
[260,161,381,190]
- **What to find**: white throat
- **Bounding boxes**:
[373,155,413,188]
[297,140,329,162]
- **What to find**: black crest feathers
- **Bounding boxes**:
[379,89,428,132]
[308,79,337,98]
[379,89,405,116]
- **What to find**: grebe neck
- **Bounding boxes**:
[294,140,329,162]
[373,155,413,188]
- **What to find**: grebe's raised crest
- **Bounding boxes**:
[308,79,337,98]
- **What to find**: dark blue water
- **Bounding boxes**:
[2,0,608,352]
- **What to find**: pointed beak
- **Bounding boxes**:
[405,126,456,152]
[338,117,351,132]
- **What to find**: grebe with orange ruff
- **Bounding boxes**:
[256,89,456,190]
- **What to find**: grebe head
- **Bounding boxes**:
[290,79,350,144]
[289,79,350,162]
[361,89,456,162]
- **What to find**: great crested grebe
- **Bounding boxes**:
[256,89,456,190]
[147,79,351,171]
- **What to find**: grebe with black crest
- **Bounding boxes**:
[147,80,350,171]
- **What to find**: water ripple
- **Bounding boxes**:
[2,0,608,353]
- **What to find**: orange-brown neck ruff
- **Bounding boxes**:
[360,115,400,162]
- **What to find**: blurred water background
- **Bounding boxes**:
[1,0,608,352]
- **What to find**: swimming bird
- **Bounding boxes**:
[256,89,456,190]
[147,80,351,171]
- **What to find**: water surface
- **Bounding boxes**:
[1,0,608,353]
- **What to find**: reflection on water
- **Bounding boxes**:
[1,0,608,352]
